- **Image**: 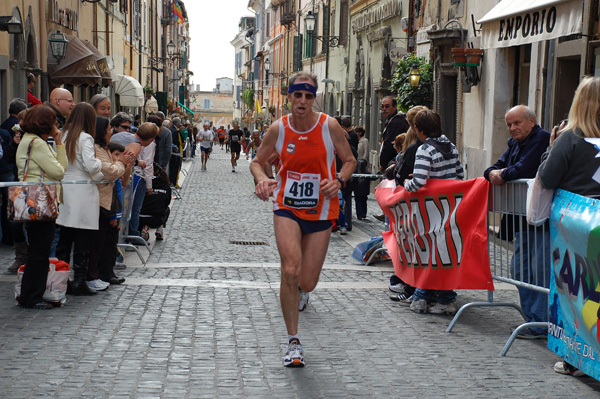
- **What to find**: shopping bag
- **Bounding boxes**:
[526,172,554,226]
[15,259,70,306]
[352,236,390,264]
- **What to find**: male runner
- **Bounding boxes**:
[227,121,244,172]
[197,123,214,171]
[250,72,356,367]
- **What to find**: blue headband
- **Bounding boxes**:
[288,83,317,96]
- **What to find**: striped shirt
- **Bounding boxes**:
[404,135,464,192]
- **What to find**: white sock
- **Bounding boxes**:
[288,334,299,343]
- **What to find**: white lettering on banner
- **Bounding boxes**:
[391,195,463,268]
[498,6,556,42]
[352,0,402,34]
[549,322,598,360]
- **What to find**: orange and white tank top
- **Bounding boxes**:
[272,112,338,221]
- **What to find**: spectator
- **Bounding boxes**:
[15,105,67,309]
[90,94,111,118]
[484,104,550,339]
[110,112,133,134]
[538,77,600,376]
[403,109,464,315]
[26,74,42,106]
[55,103,104,296]
[45,88,74,128]
[354,126,370,221]
[1,98,27,132]
[87,116,132,289]
[169,117,184,186]
[150,113,171,171]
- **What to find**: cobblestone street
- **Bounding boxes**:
[1,148,599,398]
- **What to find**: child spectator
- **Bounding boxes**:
[403,109,464,315]
[140,163,172,241]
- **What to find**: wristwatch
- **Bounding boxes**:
[336,177,346,188]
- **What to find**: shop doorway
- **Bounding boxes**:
[554,57,580,124]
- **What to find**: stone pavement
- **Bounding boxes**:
[0,145,599,398]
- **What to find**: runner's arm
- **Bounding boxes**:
[320,118,356,199]
[251,122,279,201]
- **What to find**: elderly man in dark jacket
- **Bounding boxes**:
[484,104,550,339]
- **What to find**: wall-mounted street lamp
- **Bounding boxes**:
[409,66,421,88]
[167,40,176,58]
[304,11,339,47]
[0,16,23,34]
[48,30,69,64]
[264,58,287,78]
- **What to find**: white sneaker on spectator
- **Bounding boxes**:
[554,361,585,377]
[428,301,458,315]
[87,279,109,291]
[410,298,428,314]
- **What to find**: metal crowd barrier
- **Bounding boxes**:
[117,177,151,265]
[445,179,550,356]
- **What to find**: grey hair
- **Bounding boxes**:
[162,119,171,127]
[89,94,110,109]
[506,105,537,123]
[172,117,182,126]
[9,98,27,115]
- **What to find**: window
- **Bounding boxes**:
[203,99,211,109]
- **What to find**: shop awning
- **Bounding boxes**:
[47,34,102,87]
[114,74,144,107]
[81,40,112,87]
[477,0,583,49]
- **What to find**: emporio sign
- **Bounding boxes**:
[351,0,402,34]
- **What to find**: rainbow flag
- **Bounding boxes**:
[173,0,184,23]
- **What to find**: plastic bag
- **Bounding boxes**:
[15,259,70,306]
[526,172,554,226]
[352,236,390,264]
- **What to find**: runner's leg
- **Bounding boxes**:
[274,215,303,335]
[299,228,331,292]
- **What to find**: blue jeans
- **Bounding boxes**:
[511,230,550,334]
[412,288,457,305]
[129,176,146,236]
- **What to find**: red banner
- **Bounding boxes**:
[375,178,494,291]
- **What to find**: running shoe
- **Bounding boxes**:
[283,339,305,367]
[87,279,109,291]
[141,228,150,241]
[396,293,413,306]
[339,227,347,235]
[299,289,309,311]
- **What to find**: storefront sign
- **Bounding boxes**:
[352,0,402,34]
[478,0,582,49]
[548,189,600,381]
[48,0,79,31]
[366,26,391,42]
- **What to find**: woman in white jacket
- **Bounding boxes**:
[56,103,104,295]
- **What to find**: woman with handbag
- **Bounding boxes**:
[87,116,133,288]
[55,103,104,296]
[15,105,67,309]
[538,76,600,377]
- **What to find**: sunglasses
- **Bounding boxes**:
[119,125,131,131]
[292,92,315,100]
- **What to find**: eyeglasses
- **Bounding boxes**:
[58,98,74,103]
[119,125,131,131]
[292,92,315,100]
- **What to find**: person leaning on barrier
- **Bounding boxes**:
[15,105,67,309]
[403,109,464,315]
[537,77,600,376]
[483,104,551,340]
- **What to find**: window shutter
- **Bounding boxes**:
[339,0,349,46]
[322,6,330,53]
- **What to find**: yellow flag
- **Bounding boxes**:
[255,98,262,115]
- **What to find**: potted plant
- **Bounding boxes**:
[465,48,484,65]
[268,105,276,115]
[451,48,467,65]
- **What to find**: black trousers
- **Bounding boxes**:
[19,221,55,306]
[56,226,94,281]
[88,211,119,281]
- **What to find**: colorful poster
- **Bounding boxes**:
[548,189,600,380]
[375,178,493,291]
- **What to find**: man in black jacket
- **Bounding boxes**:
[378,96,409,173]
